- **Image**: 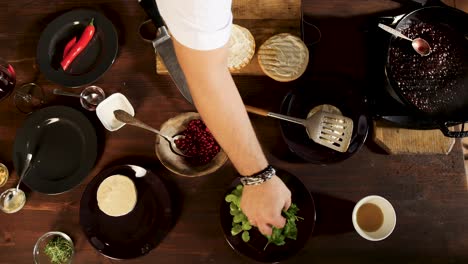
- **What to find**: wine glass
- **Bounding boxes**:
[13,83,45,114]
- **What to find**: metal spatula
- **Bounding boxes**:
[245,105,354,152]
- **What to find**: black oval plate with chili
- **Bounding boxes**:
[37,9,118,88]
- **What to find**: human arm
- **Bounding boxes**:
[172,39,292,235]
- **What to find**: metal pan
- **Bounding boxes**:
[382,0,468,137]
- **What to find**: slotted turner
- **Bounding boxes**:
[245,105,354,152]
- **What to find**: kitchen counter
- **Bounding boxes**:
[0,0,467,263]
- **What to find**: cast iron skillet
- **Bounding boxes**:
[381,0,468,137]
[279,75,369,164]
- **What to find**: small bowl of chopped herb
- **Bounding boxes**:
[33,231,74,264]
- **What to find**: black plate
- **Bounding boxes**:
[280,76,369,164]
[37,9,118,87]
[220,169,315,263]
[80,165,174,259]
[13,106,97,194]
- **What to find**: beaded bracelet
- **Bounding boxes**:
[240,165,276,186]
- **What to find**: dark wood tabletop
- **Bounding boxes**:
[1,0,468,263]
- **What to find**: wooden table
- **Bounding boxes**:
[1,1,467,263]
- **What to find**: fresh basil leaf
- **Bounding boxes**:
[231,224,243,236]
[225,194,237,203]
[242,231,250,242]
[242,221,252,231]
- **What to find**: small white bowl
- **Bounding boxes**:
[352,195,396,241]
[96,93,135,131]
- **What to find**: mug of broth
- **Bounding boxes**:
[352,195,396,241]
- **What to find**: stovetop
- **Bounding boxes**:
[363,19,441,129]
[301,1,449,130]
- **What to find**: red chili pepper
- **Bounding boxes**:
[61,18,95,71]
[63,37,77,59]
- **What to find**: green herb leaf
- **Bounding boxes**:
[231,224,243,236]
[225,194,237,203]
[230,209,240,216]
[232,189,242,197]
[241,231,250,242]
[230,202,238,211]
[233,213,246,223]
[241,221,252,231]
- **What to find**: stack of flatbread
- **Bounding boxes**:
[257,33,309,82]
[227,24,256,71]
[97,175,137,217]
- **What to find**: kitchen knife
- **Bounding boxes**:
[138,0,194,104]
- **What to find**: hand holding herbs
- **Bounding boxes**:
[225,184,303,250]
[44,236,73,264]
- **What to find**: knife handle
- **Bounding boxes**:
[138,0,165,29]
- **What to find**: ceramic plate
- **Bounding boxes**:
[13,106,97,194]
[80,164,174,259]
[37,9,118,87]
[220,169,315,263]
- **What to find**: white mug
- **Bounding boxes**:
[352,195,396,241]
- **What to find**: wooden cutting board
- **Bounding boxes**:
[156,0,302,75]
[373,121,456,155]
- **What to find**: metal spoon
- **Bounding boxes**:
[113,110,192,158]
[378,23,432,56]
[0,153,32,214]
[53,89,101,106]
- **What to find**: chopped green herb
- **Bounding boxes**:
[225,184,302,250]
[43,236,73,264]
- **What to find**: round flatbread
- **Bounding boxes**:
[228,24,255,71]
[97,175,137,217]
[258,33,309,82]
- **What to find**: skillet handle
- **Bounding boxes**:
[391,0,447,7]
[440,122,468,138]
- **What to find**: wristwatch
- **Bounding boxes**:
[240,165,276,186]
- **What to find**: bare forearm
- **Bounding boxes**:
[174,41,267,175]
[190,68,267,175]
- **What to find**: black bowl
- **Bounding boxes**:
[37,9,118,87]
[280,75,369,164]
[220,169,315,263]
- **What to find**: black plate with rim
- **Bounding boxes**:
[80,164,174,260]
[280,75,369,164]
[220,169,315,263]
[13,106,97,194]
[37,9,118,87]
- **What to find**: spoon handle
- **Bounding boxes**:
[114,112,172,141]
[17,153,32,190]
[53,89,81,98]
[378,23,412,42]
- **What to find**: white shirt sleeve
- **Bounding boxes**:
[156,0,233,51]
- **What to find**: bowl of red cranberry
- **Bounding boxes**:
[155,112,228,177]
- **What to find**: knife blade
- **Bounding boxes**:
[138,0,194,104]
